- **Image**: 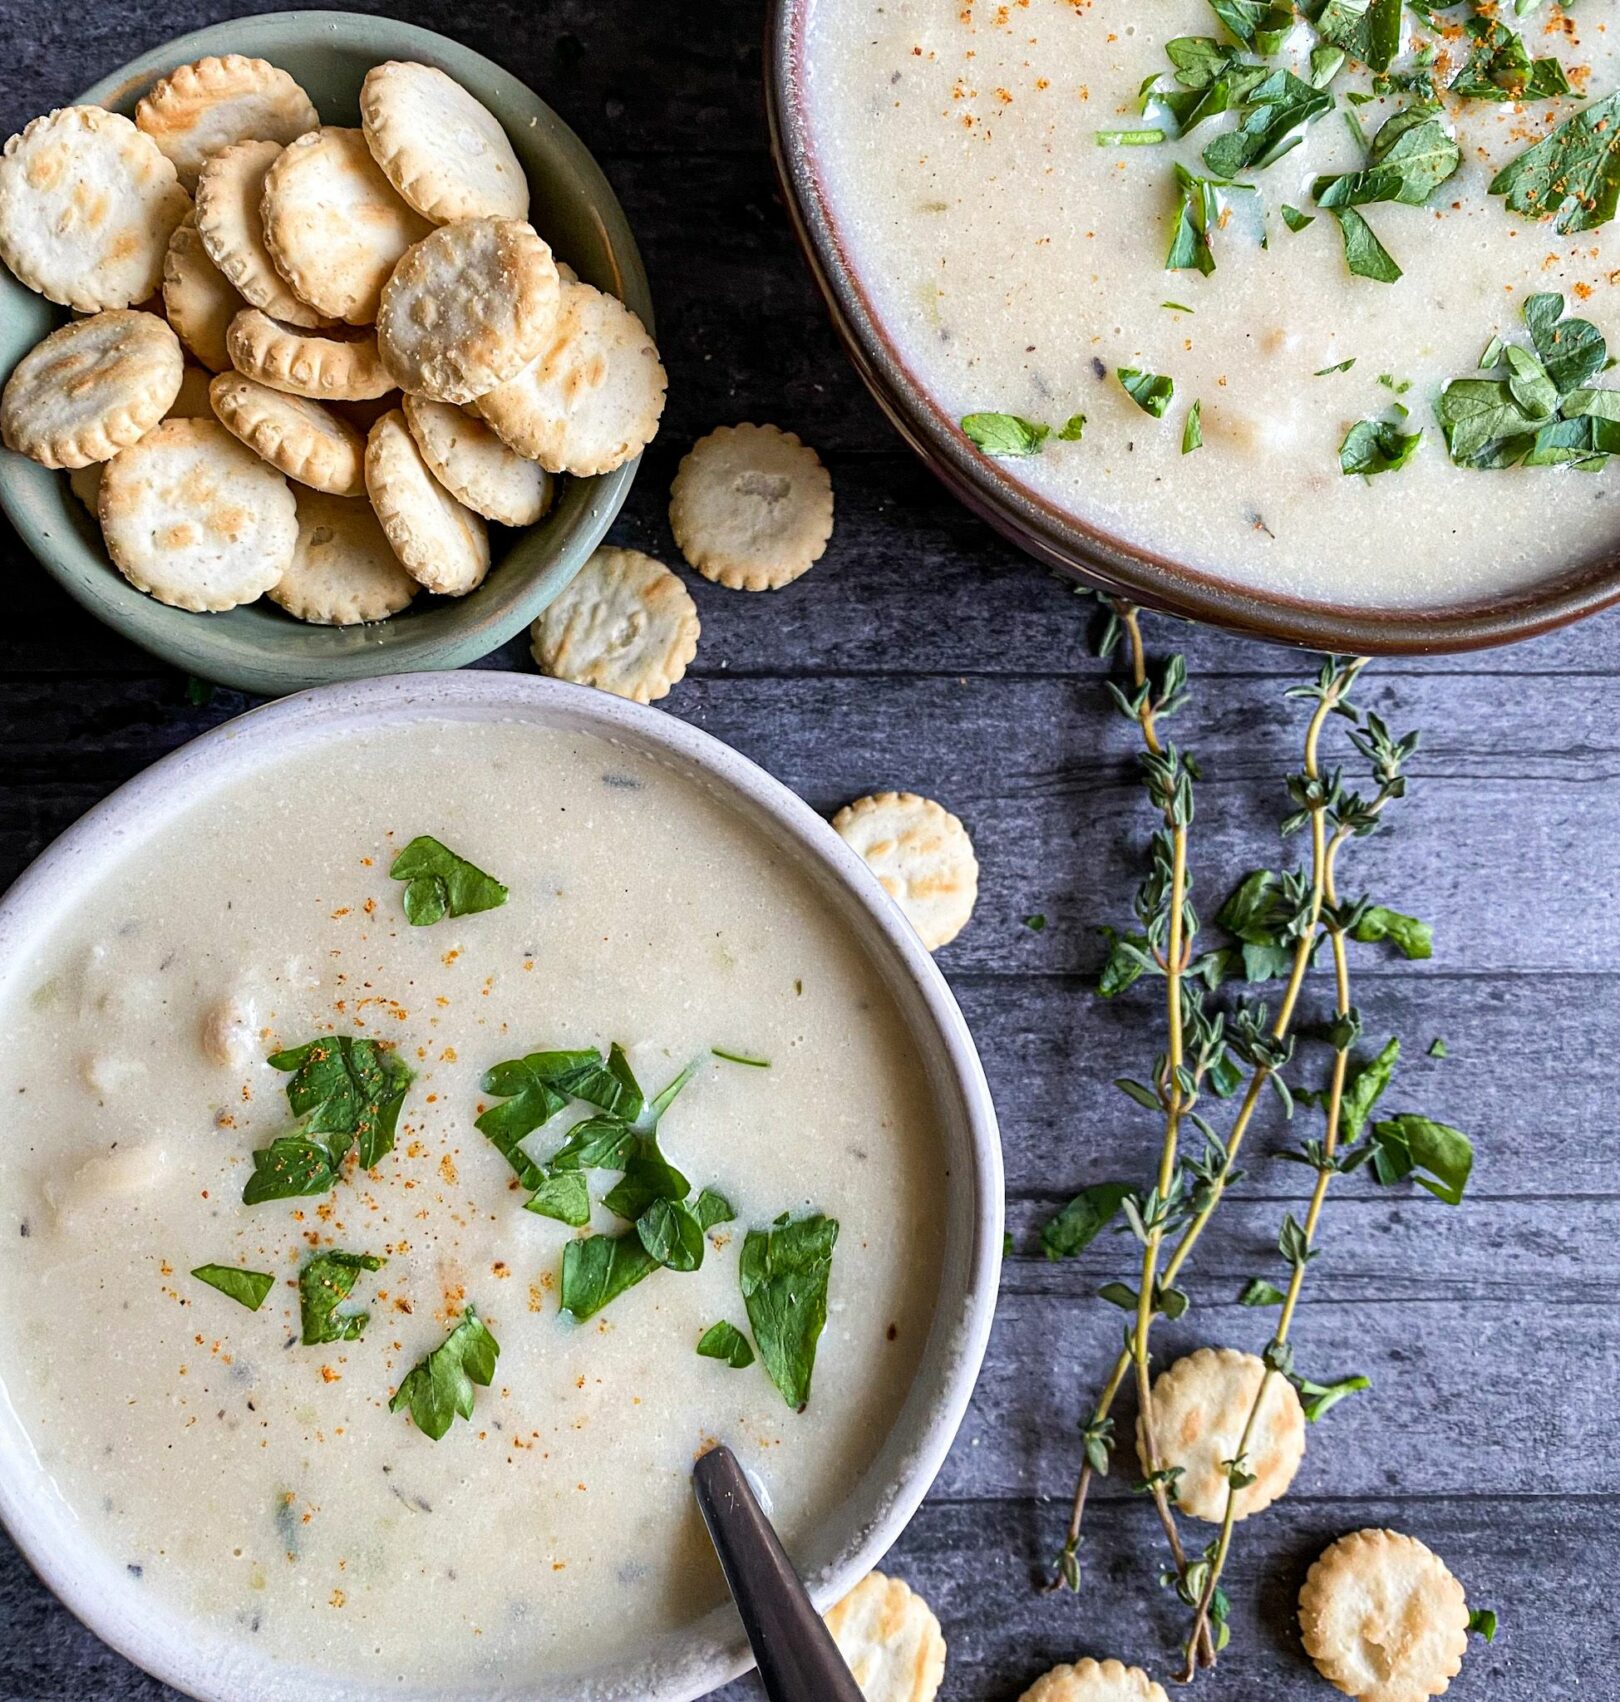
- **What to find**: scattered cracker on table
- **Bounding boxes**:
[361,60,528,224]
[823,1571,946,1702]
[260,127,432,325]
[365,407,489,596]
[162,213,246,371]
[226,308,393,401]
[668,422,832,591]
[476,278,664,476]
[529,545,697,704]
[832,792,978,951]
[0,107,190,312]
[98,416,295,611]
[1137,1346,1305,1524]
[403,393,551,526]
[209,371,366,497]
[134,54,317,191]
[377,216,558,404]
[2,310,182,469]
[194,137,329,329]
[1017,1659,1169,1702]
[272,487,419,626]
[1300,1529,1471,1702]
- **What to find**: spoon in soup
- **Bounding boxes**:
[692,1443,866,1701]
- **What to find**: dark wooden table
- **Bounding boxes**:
[2,3,1614,1698]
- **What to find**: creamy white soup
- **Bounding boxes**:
[0,718,944,1688]
[803,0,1620,607]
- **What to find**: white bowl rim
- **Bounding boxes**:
[0,672,1003,1702]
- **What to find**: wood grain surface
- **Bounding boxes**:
[0,3,1614,1698]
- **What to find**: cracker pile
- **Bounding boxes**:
[0,54,666,626]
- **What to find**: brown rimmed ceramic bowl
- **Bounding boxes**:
[765,0,1620,655]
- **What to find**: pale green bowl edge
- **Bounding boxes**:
[0,10,653,696]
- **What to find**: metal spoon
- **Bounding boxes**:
[692,1444,865,1702]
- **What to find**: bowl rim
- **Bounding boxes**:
[0,9,653,696]
[764,0,1620,656]
[0,672,1004,1702]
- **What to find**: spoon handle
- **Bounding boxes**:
[692,1444,866,1702]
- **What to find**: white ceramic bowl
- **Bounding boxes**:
[0,673,1002,1702]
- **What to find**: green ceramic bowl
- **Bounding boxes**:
[0,11,653,695]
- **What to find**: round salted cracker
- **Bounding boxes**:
[364,408,489,596]
[272,488,419,626]
[162,213,246,371]
[1017,1660,1169,1702]
[0,107,191,311]
[226,307,392,401]
[68,362,212,513]
[194,138,328,329]
[1137,1346,1305,1523]
[360,61,528,224]
[832,792,978,952]
[260,127,432,325]
[476,279,664,476]
[669,422,833,591]
[529,546,697,705]
[209,371,365,497]
[403,393,551,525]
[134,55,318,192]
[2,310,182,468]
[823,1572,946,1702]
[99,416,295,610]
[1300,1529,1470,1702]
[377,216,558,404]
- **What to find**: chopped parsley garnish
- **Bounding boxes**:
[389,1307,499,1440]
[191,1264,275,1311]
[1327,206,1401,283]
[739,1212,839,1412]
[1437,294,1620,469]
[242,1037,413,1204]
[388,835,507,926]
[298,1250,384,1344]
[1468,1608,1499,1643]
[1349,904,1433,960]
[696,1321,756,1368]
[1313,0,1403,75]
[1450,15,1569,103]
[560,1232,657,1319]
[1041,1180,1131,1261]
[1490,88,1620,234]
[959,411,1084,456]
[1201,68,1333,179]
[712,1047,770,1068]
[1339,411,1422,477]
[1182,400,1204,454]
[1118,368,1174,418]
[1366,1113,1474,1205]
[1167,164,1253,275]
[1313,104,1460,281]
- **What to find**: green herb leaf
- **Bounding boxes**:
[1340,1036,1400,1141]
[697,1321,756,1368]
[1490,89,1620,233]
[388,836,507,926]
[524,1169,591,1226]
[694,1187,737,1232]
[1428,1037,1448,1059]
[1024,913,1048,931]
[1182,399,1204,454]
[1523,293,1608,396]
[1281,203,1316,232]
[1291,1369,1372,1422]
[1168,165,1250,275]
[1451,16,1569,103]
[1119,368,1175,418]
[1468,1608,1499,1642]
[1314,0,1403,73]
[1350,905,1433,959]
[388,1306,499,1440]
[242,1136,340,1205]
[298,1250,384,1344]
[192,1264,275,1311]
[1340,415,1422,476]
[559,1232,658,1320]
[1328,206,1402,282]
[1201,69,1333,178]
[960,412,1050,456]
[1056,414,1087,441]
[712,1047,770,1068]
[1042,1181,1133,1260]
[1313,105,1461,211]
[475,1048,609,1165]
[637,1196,706,1271]
[1239,1277,1286,1307]
[268,1036,413,1172]
[1368,1113,1474,1204]
[601,1138,691,1222]
[740,1213,839,1412]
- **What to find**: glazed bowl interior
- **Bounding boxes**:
[766,0,1620,654]
[0,11,651,697]
[0,673,1002,1702]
